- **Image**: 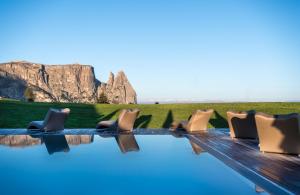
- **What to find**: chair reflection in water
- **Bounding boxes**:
[171,131,205,155]
[42,135,70,155]
[100,133,140,154]
[28,135,94,155]
[188,140,205,154]
[115,134,140,153]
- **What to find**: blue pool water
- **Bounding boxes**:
[0,134,267,195]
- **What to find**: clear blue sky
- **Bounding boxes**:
[0,0,299,102]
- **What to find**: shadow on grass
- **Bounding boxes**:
[209,111,228,128]
[98,109,120,121]
[64,104,105,128]
[162,110,174,128]
[135,115,152,128]
[0,100,106,128]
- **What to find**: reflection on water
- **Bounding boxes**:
[115,134,140,153]
[42,135,70,155]
[255,185,266,193]
[100,133,140,153]
[189,140,205,155]
[0,135,41,147]
[0,135,94,154]
[0,134,205,155]
[0,134,141,155]
[0,135,268,195]
[170,131,206,155]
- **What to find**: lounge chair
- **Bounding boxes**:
[255,112,300,155]
[171,109,214,132]
[27,108,70,131]
[227,110,258,139]
[96,109,140,132]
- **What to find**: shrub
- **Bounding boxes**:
[24,87,35,102]
[97,93,109,104]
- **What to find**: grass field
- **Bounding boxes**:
[0,99,299,129]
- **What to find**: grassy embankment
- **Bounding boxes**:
[0,99,299,129]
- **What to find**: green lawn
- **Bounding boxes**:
[0,99,299,129]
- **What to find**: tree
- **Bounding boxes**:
[97,93,109,104]
[24,87,35,102]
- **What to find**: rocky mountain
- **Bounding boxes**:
[0,61,137,104]
[97,71,137,104]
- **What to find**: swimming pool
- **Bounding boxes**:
[0,134,268,195]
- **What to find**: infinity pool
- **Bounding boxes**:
[0,134,267,195]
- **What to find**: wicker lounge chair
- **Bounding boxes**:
[227,110,258,139]
[171,109,214,132]
[27,108,70,131]
[96,109,140,132]
[255,112,300,155]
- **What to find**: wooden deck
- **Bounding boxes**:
[0,128,299,194]
[188,130,300,195]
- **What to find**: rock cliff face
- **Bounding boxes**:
[0,61,137,104]
[97,71,137,104]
